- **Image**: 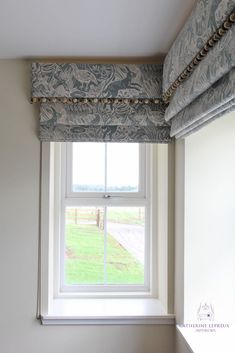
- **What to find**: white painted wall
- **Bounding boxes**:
[174,138,185,324]
[0,60,175,353]
[175,328,193,353]
[184,111,235,324]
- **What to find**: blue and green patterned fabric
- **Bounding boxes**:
[163,0,235,123]
[31,0,235,142]
[32,63,163,99]
[170,68,235,138]
[32,63,171,143]
[39,101,171,143]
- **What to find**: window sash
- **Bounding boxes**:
[60,203,149,293]
[65,143,146,199]
[56,142,151,295]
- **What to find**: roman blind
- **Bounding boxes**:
[31,1,235,141]
[31,63,171,143]
[162,0,235,138]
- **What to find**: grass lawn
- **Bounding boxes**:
[67,207,144,226]
[107,207,144,226]
[65,223,144,285]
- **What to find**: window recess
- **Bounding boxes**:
[39,142,174,325]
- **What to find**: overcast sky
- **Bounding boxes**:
[72,142,139,190]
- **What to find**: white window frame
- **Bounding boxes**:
[65,142,147,199]
[58,142,152,296]
[39,142,175,325]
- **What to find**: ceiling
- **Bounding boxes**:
[0,0,195,59]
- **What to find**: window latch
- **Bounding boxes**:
[103,194,111,199]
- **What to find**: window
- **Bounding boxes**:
[39,142,174,324]
[59,142,151,295]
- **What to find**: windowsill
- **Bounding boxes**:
[41,298,175,325]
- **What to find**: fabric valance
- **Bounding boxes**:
[163,0,235,123]
[32,63,171,143]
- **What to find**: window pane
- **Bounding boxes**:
[72,143,105,192]
[106,207,145,284]
[65,207,104,284]
[64,206,145,286]
[107,143,139,192]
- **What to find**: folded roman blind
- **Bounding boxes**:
[171,68,235,138]
[162,0,235,137]
[31,63,171,143]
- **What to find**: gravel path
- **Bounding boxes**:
[107,222,144,264]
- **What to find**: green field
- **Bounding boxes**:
[66,207,144,226]
[65,223,144,285]
[107,208,144,226]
